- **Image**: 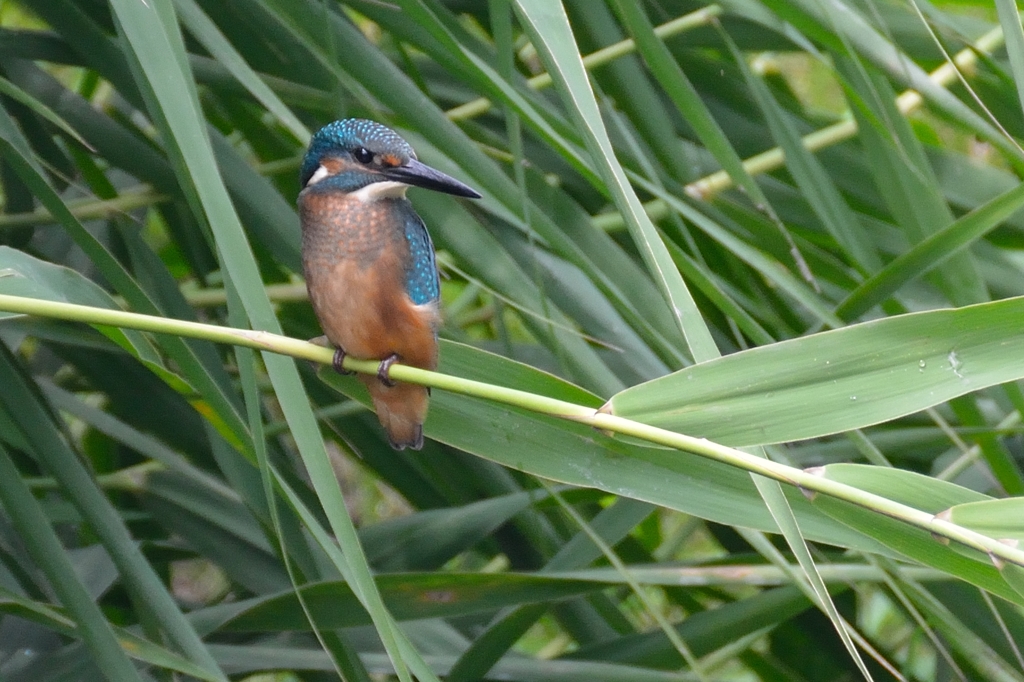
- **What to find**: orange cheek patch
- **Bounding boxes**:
[325,157,345,172]
[381,153,402,167]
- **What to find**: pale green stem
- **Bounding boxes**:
[0,188,169,229]
[592,24,1009,231]
[937,411,1022,482]
[257,155,301,176]
[445,5,723,121]
[0,159,300,230]
[1,292,1022,571]
[26,460,164,492]
[180,281,309,307]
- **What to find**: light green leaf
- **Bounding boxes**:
[611,297,1024,446]
[810,464,1017,604]
[945,498,1024,542]
[0,246,158,362]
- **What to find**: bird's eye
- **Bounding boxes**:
[353,147,374,164]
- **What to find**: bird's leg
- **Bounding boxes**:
[333,348,355,376]
[377,353,400,387]
[308,335,355,375]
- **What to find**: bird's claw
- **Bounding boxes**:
[377,354,399,387]
[333,348,355,375]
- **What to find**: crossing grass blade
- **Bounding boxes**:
[995,0,1024,122]
[0,444,145,682]
[838,181,1024,320]
[171,0,308,143]
[513,0,714,361]
[837,56,989,310]
[105,0,431,678]
[0,345,228,680]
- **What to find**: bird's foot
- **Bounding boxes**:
[377,354,399,387]
[332,348,355,376]
[307,336,346,374]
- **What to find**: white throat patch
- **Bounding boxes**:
[350,181,409,202]
[305,164,331,186]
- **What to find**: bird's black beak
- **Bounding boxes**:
[385,159,481,199]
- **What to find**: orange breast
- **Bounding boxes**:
[313,255,438,370]
[302,195,439,371]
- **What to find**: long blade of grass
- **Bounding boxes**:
[838,182,1024,320]
[0,344,227,680]
[172,0,308,142]
[995,0,1024,120]
[104,0,426,678]
[0,441,144,682]
[837,56,988,309]
[724,34,880,274]
[778,0,1024,162]
[513,0,715,361]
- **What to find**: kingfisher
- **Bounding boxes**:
[298,119,481,450]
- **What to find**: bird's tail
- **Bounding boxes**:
[363,377,429,450]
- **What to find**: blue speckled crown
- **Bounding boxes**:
[301,119,416,186]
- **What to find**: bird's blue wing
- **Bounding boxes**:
[403,211,440,306]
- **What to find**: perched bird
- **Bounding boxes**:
[298,119,481,450]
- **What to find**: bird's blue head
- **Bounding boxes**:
[300,119,481,200]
